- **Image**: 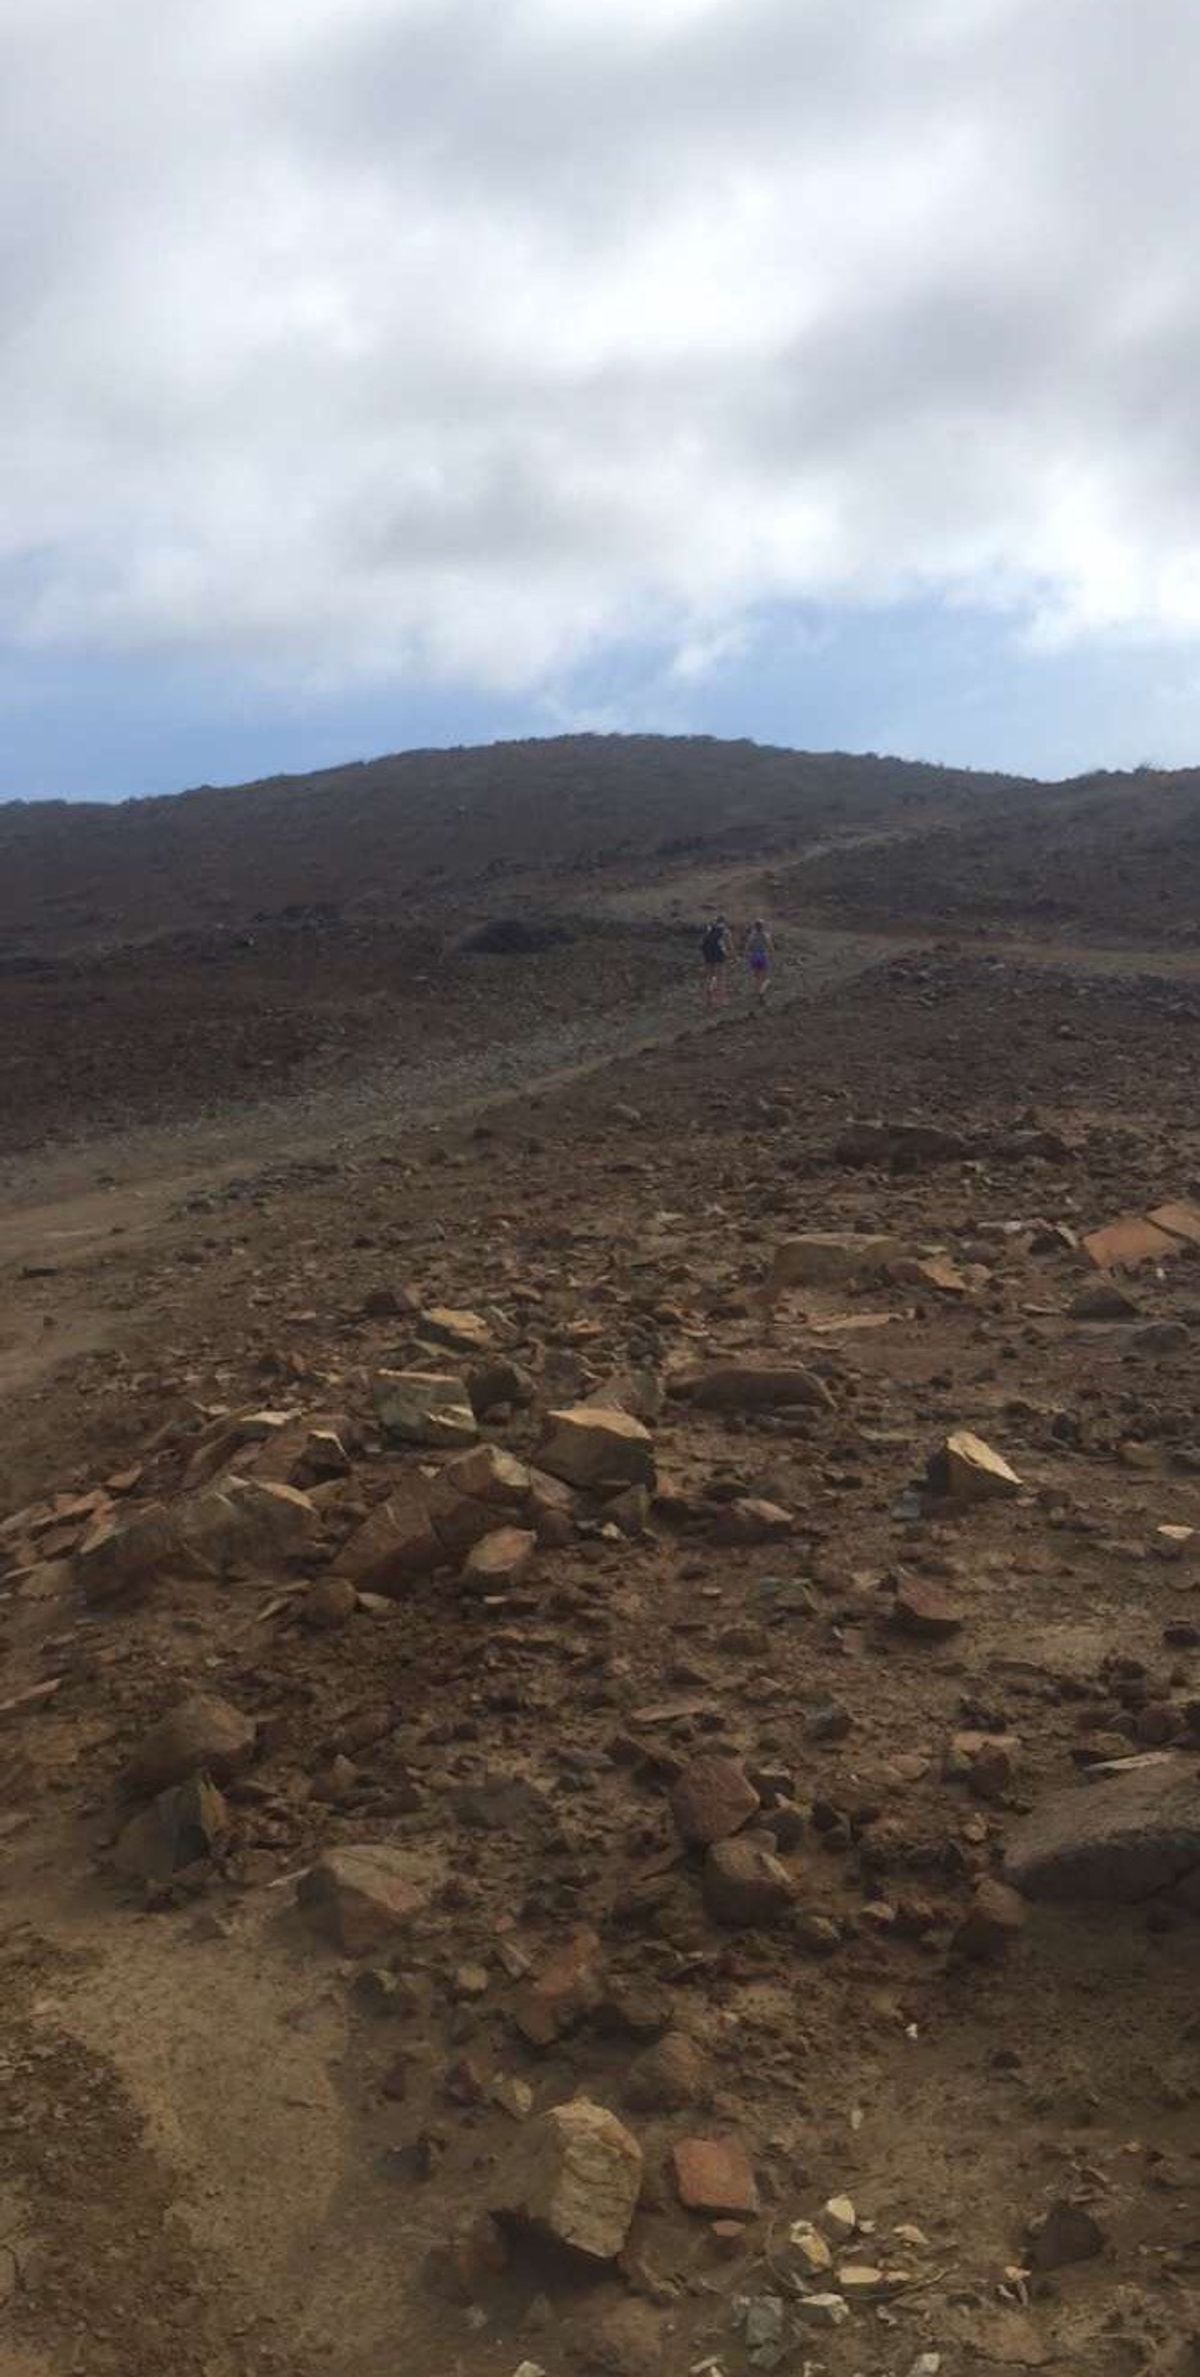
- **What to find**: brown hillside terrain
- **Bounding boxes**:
[3,739,1200,2377]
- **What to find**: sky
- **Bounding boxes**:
[4,0,1200,802]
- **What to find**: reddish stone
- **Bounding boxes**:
[512,1926,602,2046]
[670,1755,761,1848]
[672,2137,759,2219]
[893,1575,964,1640]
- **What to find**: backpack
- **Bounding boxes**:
[701,924,725,964]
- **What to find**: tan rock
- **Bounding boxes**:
[462,1526,537,1592]
[762,1233,902,1296]
[77,1503,186,1607]
[123,1694,256,1796]
[335,1489,442,1593]
[373,1369,477,1448]
[178,1475,319,1575]
[300,1575,358,1629]
[1149,1201,1200,1248]
[624,2033,708,2113]
[538,1406,655,1492]
[938,1430,1022,1503]
[297,1844,433,1956]
[703,1836,795,1924]
[1082,1216,1181,1271]
[420,1306,494,1355]
[500,2100,642,2261]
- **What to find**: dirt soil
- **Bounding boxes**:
[3,813,1200,2377]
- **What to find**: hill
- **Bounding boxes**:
[0,733,1018,955]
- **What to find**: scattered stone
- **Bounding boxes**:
[513,1929,603,2047]
[624,2033,708,2114]
[671,1364,833,1412]
[931,1430,1022,1504]
[1068,1283,1140,1320]
[297,1844,433,1955]
[420,1306,494,1355]
[300,1575,357,1629]
[671,2136,759,2219]
[114,1775,227,1884]
[763,1233,903,1294]
[703,1836,795,1925]
[500,2100,642,2261]
[670,1755,761,1848]
[538,1406,655,1492]
[1154,1524,1195,1562]
[953,1877,1028,1960]
[1006,1756,1200,1903]
[462,1526,537,1593]
[468,1357,537,1418]
[794,2293,850,2329]
[373,1369,477,1448]
[893,1574,965,1639]
[1132,1321,1192,1357]
[178,1475,319,1575]
[787,2220,833,2276]
[335,1489,442,1592]
[123,1694,256,1796]
[710,1497,794,1545]
[1026,2198,1106,2270]
[76,1503,186,1607]
[816,2193,858,2245]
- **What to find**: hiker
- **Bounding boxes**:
[701,915,732,1005]
[744,917,773,1002]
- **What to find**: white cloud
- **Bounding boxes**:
[3,0,1200,694]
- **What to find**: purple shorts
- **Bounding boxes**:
[749,951,769,974]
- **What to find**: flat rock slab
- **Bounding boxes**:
[670,1755,761,1848]
[1005,1756,1200,1903]
[1149,1201,1200,1248]
[1082,1217,1182,1272]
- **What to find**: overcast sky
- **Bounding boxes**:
[4,0,1200,800]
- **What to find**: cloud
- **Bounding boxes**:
[3,0,1200,699]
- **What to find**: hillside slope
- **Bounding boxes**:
[0,734,1018,953]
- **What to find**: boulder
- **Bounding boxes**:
[428,1445,532,1557]
[297,1843,434,1954]
[670,1365,833,1413]
[763,1233,902,1295]
[335,1489,442,1593]
[499,2100,642,2261]
[462,1527,537,1593]
[300,1575,358,1629]
[1005,1757,1200,1903]
[538,1407,655,1492]
[467,1358,537,1418]
[670,1756,761,1848]
[123,1694,257,1796]
[373,1370,477,1448]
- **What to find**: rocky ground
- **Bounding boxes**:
[3,933,1200,2377]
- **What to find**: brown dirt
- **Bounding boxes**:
[4,781,1200,2377]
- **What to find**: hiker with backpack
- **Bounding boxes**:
[701,916,733,1005]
